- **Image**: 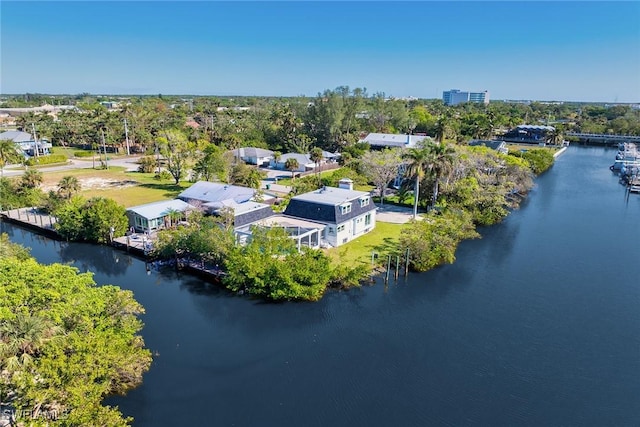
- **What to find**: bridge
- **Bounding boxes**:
[566,132,640,145]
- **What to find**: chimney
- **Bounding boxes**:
[338,178,353,190]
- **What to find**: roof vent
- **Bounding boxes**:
[338,178,353,190]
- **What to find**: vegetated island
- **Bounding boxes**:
[0,234,152,426]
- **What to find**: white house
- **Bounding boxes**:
[361,132,431,149]
[283,178,377,247]
[270,153,316,172]
[230,147,274,166]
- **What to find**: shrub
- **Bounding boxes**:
[73,150,94,158]
[138,156,156,173]
[25,154,68,166]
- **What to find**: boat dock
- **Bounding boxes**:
[1,207,61,238]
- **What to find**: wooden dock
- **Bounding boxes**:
[1,207,61,238]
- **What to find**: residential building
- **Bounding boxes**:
[0,130,52,157]
[126,199,195,233]
[443,89,490,106]
[283,178,377,247]
[177,180,274,224]
[234,214,326,250]
[230,147,274,166]
[177,181,258,208]
[499,125,555,144]
[361,132,431,149]
[270,153,316,172]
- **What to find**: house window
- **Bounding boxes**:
[337,224,345,232]
[360,197,370,207]
[328,227,335,235]
[365,213,371,226]
[340,204,352,215]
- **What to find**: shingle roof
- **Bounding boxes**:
[178,181,255,204]
[0,130,34,143]
[127,199,195,220]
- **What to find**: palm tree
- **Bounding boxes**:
[403,144,432,219]
[425,142,456,209]
[0,313,58,371]
[285,157,299,181]
[310,147,324,185]
[166,208,183,228]
[0,139,22,177]
[57,175,81,200]
[21,169,43,189]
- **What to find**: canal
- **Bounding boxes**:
[2,146,639,426]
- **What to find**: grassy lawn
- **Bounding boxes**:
[506,143,562,153]
[326,221,405,268]
[38,167,191,207]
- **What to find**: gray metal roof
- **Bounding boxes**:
[127,199,195,220]
[178,181,256,204]
[516,125,555,131]
[290,186,369,206]
[362,133,431,148]
[231,147,274,158]
[0,130,34,143]
[280,153,314,164]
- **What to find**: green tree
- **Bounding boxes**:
[310,147,324,185]
[425,142,456,209]
[54,196,128,243]
[285,157,299,181]
[20,168,43,189]
[360,148,403,205]
[0,139,22,177]
[57,175,81,200]
[0,254,151,426]
[403,143,431,218]
[159,129,196,184]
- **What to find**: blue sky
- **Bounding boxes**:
[2,1,639,102]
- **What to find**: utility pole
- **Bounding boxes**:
[101,129,108,169]
[31,123,39,158]
[124,118,131,156]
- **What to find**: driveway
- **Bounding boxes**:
[376,203,419,224]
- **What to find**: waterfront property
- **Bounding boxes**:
[126,199,196,233]
[177,181,260,208]
[235,214,326,250]
[499,125,555,144]
[283,178,377,247]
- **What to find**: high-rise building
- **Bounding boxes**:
[443,89,490,106]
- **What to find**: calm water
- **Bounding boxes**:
[2,146,639,426]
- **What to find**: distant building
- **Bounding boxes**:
[361,132,432,149]
[0,130,52,157]
[230,147,274,167]
[499,125,555,144]
[443,89,490,106]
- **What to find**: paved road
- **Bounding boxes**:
[2,155,143,177]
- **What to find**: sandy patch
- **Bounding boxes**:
[42,178,139,192]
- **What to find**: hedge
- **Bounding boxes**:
[25,154,69,166]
